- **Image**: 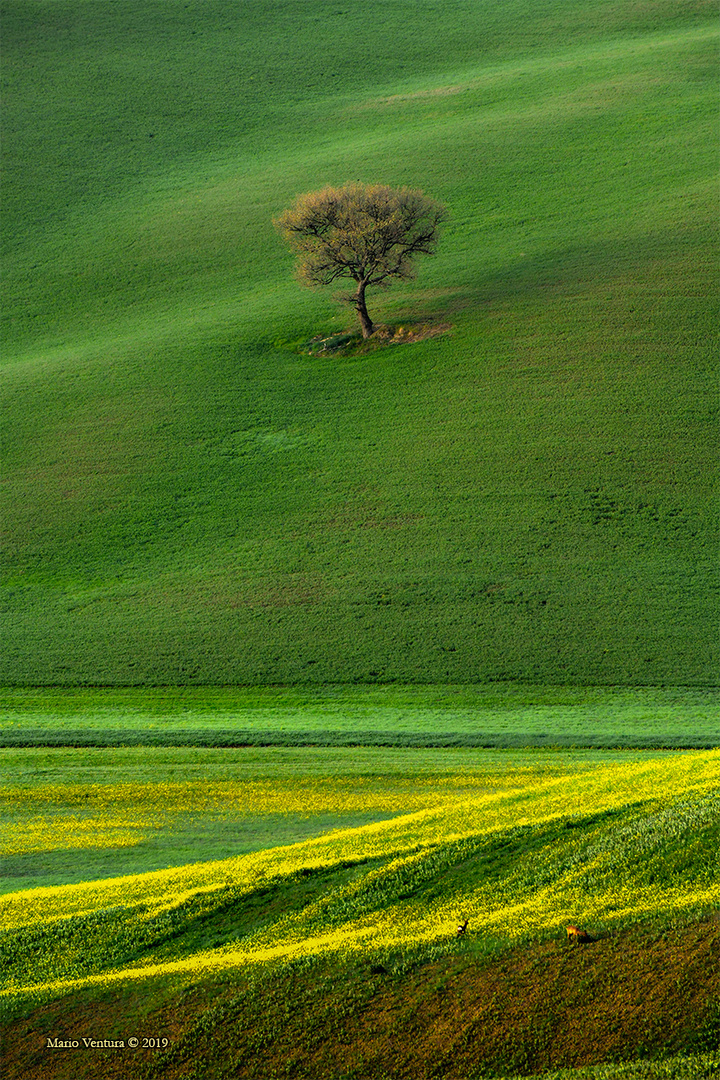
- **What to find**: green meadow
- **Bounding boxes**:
[1,684,719,748]
[2,0,718,686]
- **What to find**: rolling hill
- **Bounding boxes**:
[1,0,718,686]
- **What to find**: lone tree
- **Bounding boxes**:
[274,182,446,338]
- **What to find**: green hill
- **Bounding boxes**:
[2,0,717,686]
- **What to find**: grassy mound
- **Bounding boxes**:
[2,0,718,685]
[303,322,453,357]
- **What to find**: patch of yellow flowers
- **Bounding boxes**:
[0,764,565,857]
[1,751,718,1003]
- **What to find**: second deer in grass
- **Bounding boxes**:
[566,924,592,944]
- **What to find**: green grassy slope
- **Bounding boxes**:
[4,932,719,1079]
[4,926,719,1079]
[2,0,718,685]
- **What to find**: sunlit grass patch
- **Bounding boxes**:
[5,743,646,891]
[501,1053,720,1078]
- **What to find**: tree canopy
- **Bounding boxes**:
[274,182,446,338]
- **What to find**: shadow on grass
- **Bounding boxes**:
[287,222,715,358]
[434,223,716,318]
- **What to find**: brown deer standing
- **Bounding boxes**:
[456,919,469,938]
[566,924,592,944]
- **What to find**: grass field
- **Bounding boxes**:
[2,0,718,685]
[2,684,719,749]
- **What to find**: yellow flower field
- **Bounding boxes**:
[1,750,718,1009]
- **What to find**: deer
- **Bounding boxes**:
[566,924,592,944]
[456,919,469,938]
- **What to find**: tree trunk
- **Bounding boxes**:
[355,281,374,338]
